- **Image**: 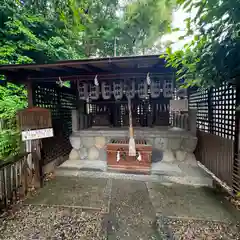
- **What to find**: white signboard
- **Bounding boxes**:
[22,128,54,141]
[170,99,188,112]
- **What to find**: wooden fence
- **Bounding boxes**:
[188,84,240,194]
[0,153,30,211]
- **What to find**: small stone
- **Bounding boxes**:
[162,150,176,163]
[176,150,187,161]
[69,135,82,150]
[79,147,87,160]
[95,136,106,149]
[69,149,80,160]
[88,146,99,160]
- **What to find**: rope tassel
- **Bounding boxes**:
[127,95,136,156]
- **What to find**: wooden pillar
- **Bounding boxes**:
[25,81,42,188]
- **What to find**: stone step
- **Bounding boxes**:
[55,165,212,187]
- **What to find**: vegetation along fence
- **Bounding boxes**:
[188,84,240,194]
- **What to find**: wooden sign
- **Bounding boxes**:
[21,128,53,141]
[17,107,52,131]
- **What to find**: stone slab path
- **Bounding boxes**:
[0,176,240,239]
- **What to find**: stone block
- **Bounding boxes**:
[88,146,99,160]
[95,136,106,149]
[176,150,187,161]
[69,135,82,150]
[99,148,107,161]
[162,150,176,163]
[168,137,182,151]
[181,137,197,152]
[79,147,87,160]
[69,149,80,160]
[82,137,94,148]
[154,137,168,150]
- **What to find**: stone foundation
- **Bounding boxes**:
[69,127,197,167]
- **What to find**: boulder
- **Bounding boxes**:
[154,137,168,150]
[88,146,99,160]
[82,137,94,148]
[95,136,106,149]
[176,150,187,162]
[79,147,87,160]
[181,137,198,152]
[69,135,82,150]
[162,150,176,163]
[69,149,80,160]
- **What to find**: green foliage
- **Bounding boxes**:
[0,83,27,159]
[121,0,176,54]
[163,0,240,88]
[0,0,176,159]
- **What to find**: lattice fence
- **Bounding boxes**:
[189,84,238,191]
[33,84,76,164]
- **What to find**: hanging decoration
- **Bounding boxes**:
[94,75,99,86]
[163,78,173,98]
[56,77,63,87]
[113,80,123,100]
[137,152,142,161]
[146,72,151,86]
[124,80,135,99]
[128,96,136,156]
[138,80,148,99]
[78,82,88,100]
[101,81,112,99]
[150,79,161,98]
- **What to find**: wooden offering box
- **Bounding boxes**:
[106,139,152,174]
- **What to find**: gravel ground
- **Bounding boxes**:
[157,216,240,240]
[0,205,106,240]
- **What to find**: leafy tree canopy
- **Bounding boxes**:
[163,0,240,88]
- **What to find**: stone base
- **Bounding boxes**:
[59,160,107,172]
[69,127,198,169]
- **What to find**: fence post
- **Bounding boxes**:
[208,87,214,133]
[233,83,240,194]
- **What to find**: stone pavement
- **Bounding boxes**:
[0,176,240,240]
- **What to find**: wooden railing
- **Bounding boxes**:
[0,153,30,211]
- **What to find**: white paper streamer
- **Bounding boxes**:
[116,151,120,162]
[137,152,142,161]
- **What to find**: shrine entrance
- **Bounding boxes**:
[0,55,197,175]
